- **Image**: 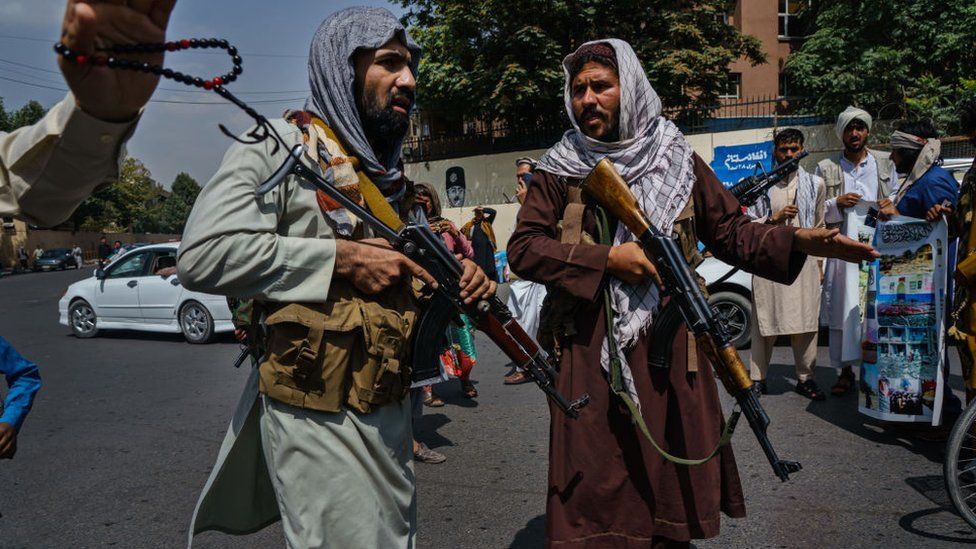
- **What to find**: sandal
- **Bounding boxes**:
[423,392,445,407]
[461,380,478,398]
[831,370,855,396]
[796,379,826,401]
[504,371,530,385]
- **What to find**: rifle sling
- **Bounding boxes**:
[594,206,737,466]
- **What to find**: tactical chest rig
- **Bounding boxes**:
[539,176,706,372]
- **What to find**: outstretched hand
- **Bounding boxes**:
[59,0,177,122]
[793,228,879,263]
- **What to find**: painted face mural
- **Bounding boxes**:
[445,166,466,207]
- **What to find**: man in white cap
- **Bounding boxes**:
[816,106,897,396]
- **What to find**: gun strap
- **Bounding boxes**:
[595,207,738,466]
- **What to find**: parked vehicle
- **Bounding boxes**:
[33,248,78,271]
[58,243,233,343]
[697,256,753,349]
[944,157,973,183]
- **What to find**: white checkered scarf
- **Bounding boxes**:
[747,167,819,229]
[536,39,695,410]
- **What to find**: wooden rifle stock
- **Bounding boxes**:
[580,157,800,481]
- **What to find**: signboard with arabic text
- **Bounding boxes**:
[709,141,774,189]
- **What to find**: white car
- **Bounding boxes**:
[697,255,753,349]
[59,242,234,343]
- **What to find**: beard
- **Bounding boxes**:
[359,88,413,158]
[575,104,620,142]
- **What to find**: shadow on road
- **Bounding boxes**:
[415,412,454,450]
[77,330,238,345]
[509,514,545,548]
[900,475,976,544]
[754,363,947,464]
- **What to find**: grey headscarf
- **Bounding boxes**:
[305,7,421,189]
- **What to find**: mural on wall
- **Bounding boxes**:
[709,141,774,189]
[445,166,466,207]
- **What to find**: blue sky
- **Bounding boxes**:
[0,0,403,188]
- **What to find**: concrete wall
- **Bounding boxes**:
[4,231,181,268]
[406,121,894,252]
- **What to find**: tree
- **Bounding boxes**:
[0,98,46,132]
[788,0,976,132]
[70,157,166,232]
[397,0,765,129]
[159,172,201,234]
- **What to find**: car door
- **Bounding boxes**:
[138,250,184,324]
[95,250,151,323]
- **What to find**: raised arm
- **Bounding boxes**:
[176,122,337,303]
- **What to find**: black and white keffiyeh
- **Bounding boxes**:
[537,39,696,409]
[747,167,820,229]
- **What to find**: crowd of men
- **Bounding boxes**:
[1,1,975,548]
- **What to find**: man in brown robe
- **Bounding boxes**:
[508,39,877,548]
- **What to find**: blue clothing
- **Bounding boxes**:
[895,165,959,218]
[0,336,41,431]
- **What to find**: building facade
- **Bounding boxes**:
[723,0,806,100]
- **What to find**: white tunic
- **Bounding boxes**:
[751,171,825,336]
[818,154,886,361]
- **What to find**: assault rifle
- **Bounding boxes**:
[581,158,801,481]
[727,151,809,208]
[253,145,590,419]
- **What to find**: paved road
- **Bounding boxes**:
[1,268,974,548]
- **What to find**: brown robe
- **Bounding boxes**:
[508,153,806,547]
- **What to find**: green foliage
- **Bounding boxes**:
[70,158,167,233]
[0,98,47,132]
[788,0,976,133]
[398,0,765,128]
[159,172,201,234]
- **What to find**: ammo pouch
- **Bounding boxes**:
[257,279,419,415]
[538,178,705,369]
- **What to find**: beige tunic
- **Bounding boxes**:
[751,171,826,336]
[178,119,415,547]
[0,93,138,226]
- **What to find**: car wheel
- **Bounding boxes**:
[180,301,214,344]
[69,299,99,338]
[708,291,752,349]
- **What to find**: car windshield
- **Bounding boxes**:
[41,249,68,258]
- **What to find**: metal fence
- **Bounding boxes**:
[402,96,830,163]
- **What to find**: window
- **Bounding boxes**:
[778,73,792,97]
[779,0,806,38]
[150,250,177,275]
[719,73,741,99]
[106,251,150,279]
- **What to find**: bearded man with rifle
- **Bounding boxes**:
[744,128,828,401]
[507,39,877,548]
[176,8,498,548]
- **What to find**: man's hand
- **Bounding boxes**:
[335,239,438,295]
[926,203,952,222]
[770,205,799,224]
[875,198,898,221]
[836,192,862,210]
[606,241,663,287]
[0,423,17,459]
[516,180,528,205]
[458,258,497,305]
[794,228,879,263]
[59,0,177,122]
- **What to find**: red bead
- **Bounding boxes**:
[180,39,190,49]
[93,55,108,66]
[166,42,177,52]
[212,76,223,86]
[75,55,88,65]
[203,80,214,90]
